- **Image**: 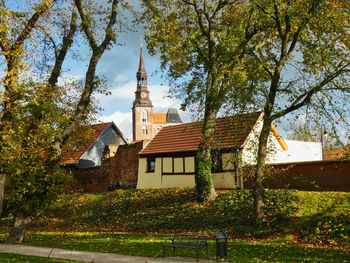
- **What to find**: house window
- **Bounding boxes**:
[211,151,222,172]
[174,157,184,173]
[147,158,155,173]
[142,126,147,135]
[185,157,195,173]
[141,110,147,122]
[161,156,195,175]
[222,152,237,171]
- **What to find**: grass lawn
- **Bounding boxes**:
[0,229,348,263]
[0,253,82,263]
[1,189,349,262]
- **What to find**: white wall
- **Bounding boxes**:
[78,125,126,168]
[241,119,277,165]
[268,139,322,163]
[242,119,323,165]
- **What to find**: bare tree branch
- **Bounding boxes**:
[272,63,350,120]
[48,5,78,86]
[11,0,57,55]
[74,0,98,51]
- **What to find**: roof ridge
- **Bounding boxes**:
[161,111,262,128]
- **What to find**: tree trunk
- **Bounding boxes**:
[195,110,218,202]
[195,145,217,202]
[0,174,5,216]
[254,115,272,221]
[5,210,32,244]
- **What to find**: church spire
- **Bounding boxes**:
[132,43,153,142]
[133,45,152,108]
[136,45,148,88]
[138,44,146,74]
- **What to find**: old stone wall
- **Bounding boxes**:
[72,141,145,192]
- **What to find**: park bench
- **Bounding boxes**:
[163,234,210,262]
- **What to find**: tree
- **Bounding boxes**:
[3,81,76,243]
[0,0,122,243]
[141,0,261,201]
[0,0,58,218]
[244,0,350,220]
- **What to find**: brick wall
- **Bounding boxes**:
[71,141,145,192]
[244,160,350,191]
[71,167,106,192]
[106,141,146,189]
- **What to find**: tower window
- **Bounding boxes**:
[141,110,147,122]
[142,126,148,135]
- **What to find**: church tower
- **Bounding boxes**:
[132,46,153,141]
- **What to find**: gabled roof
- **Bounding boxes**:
[60,122,126,165]
[140,112,262,156]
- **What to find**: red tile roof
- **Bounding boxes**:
[60,122,111,165]
[140,112,262,155]
[323,145,350,160]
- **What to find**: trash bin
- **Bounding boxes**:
[216,231,228,262]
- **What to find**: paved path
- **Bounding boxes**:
[0,244,216,263]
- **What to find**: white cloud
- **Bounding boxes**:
[95,76,136,109]
[113,74,129,83]
[99,79,178,107]
[100,108,193,142]
[148,84,180,109]
[96,76,183,112]
[178,110,194,123]
[100,111,132,140]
